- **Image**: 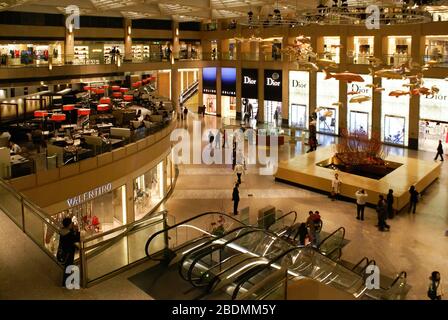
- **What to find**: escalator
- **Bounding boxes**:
[180,81,198,104]
[144,211,408,300]
[267,210,298,235]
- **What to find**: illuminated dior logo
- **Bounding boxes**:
[351,83,368,94]
[292,80,306,88]
[244,76,256,85]
[267,78,281,86]
[425,94,447,100]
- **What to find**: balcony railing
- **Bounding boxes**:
[347,53,374,65]
[240,52,259,61]
[423,55,448,67]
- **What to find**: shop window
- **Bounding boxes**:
[387,36,411,67]
[134,162,165,221]
[49,184,127,242]
[425,36,448,67]
[351,36,374,64]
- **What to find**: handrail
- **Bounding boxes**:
[231,246,306,300]
[359,260,376,276]
[317,226,346,251]
[268,210,298,230]
[324,246,342,261]
[352,257,371,272]
[182,229,262,283]
[382,271,407,291]
[144,211,246,258]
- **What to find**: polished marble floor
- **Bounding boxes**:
[0,113,447,300]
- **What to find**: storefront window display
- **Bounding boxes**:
[387,36,411,67]
[419,78,448,151]
[45,184,127,251]
[425,36,448,66]
[134,162,164,221]
[241,69,259,127]
[242,98,259,127]
[352,36,374,65]
[347,75,372,136]
[73,41,124,65]
[289,71,310,129]
[316,71,339,135]
[381,78,410,146]
[131,43,150,62]
[322,37,340,63]
[203,94,217,115]
[264,70,283,126]
[221,67,236,119]
[0,42,63,66]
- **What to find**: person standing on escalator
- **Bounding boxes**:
[232,183,240,216]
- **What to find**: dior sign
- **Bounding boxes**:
[67,183,112,207]
[266,78,281,87]
[244,76,256,85]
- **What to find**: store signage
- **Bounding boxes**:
[202,67,217,95]
[349,83,370,94]
[264,70,282,102]
[67,183,112,207]
[221,67,236,97]
[420,78,448,122]
[242,69,258,99]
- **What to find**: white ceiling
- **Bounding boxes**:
[0,0,321,21]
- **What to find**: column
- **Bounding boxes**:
[372,34,383,134]
[198,68,204,107]
[409,33,422,149]
[216,67,222,116]
[172,20,180,61]
[125,181,135,225]
[65,20,75,64]
[282,65,289,126]
[171,67,180,112]
[236,41,242,118]
[124,18,132,61]
[258,67,265,122]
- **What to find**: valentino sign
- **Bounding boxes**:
[67,183,112,207]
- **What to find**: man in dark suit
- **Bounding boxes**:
[232,183,240,215]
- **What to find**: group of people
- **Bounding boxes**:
[332,172,420,231]
[285,211,323,247]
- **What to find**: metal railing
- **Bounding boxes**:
[383,54,412,67]
[423,55,448,67]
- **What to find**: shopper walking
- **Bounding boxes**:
[376,195,390,232]
[355,189,368,220]
[208,130,214,146]
[215,130,221,149]
[183,106,188,119]
[232,183,240,215]
[331,173,341,201]
[408,185,419,214]
[58,217,80,287]
[428,271,443,300]
[202,104,206,117]
[434,140,444,161]
[234,162,244,184]
[387,189,395,219]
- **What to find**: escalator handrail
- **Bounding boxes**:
[174,225,249,258]
[324,246,342,261]
[182,229,264,283]
[179,227,256,281]
[268,211,298,231]
[359,260,376,276]
[352,257,371,272]
[231,246,306,299]
[317,226,346,252]
[145,211,246,258]
[206,256,272,293]
[196,252,248,285]
[382,271,407,291]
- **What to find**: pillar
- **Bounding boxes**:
[65,20,75,64]
[372,33,384,134]
[171,67,180,112]
[216,67,222,116]
[258,67,265,122]
[125,181,135,225]
[124,18,132,61]
[172,21,180,60]
[198,68,204,107]
[409,32,422,149]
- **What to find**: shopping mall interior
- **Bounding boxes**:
[1,0,448,302]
